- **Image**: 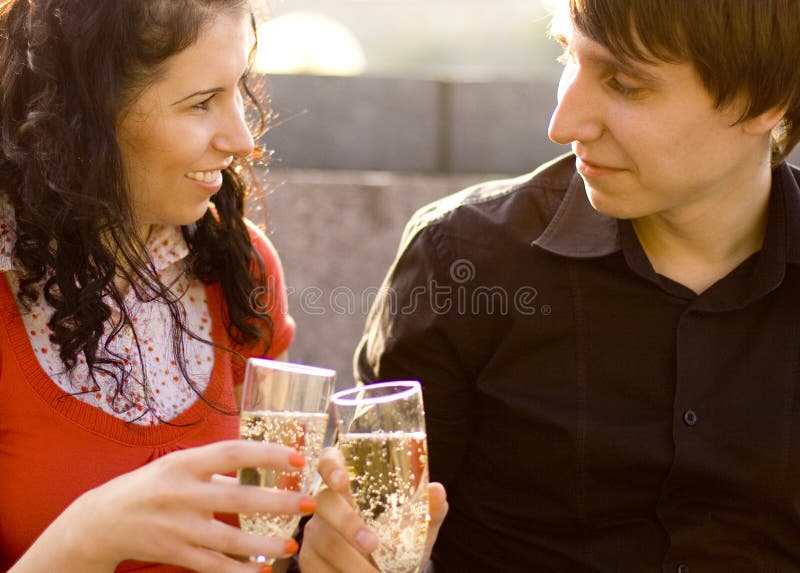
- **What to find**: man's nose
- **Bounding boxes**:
[547,66,604,145]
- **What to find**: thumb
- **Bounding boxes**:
[423,482,448,563]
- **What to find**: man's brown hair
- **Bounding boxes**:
[568,0,800,164]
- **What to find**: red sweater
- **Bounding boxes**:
[0,233,295,572]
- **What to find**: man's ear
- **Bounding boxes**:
[743,105,788,136]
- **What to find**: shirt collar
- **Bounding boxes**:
[675,165,796,311]
[777,161,800,265]
[531,161,621,258]
[532,158,800,310]
[144,224,191,273]
[0,194,190,274]
[532,158,800,267]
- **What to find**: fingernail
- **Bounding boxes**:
[288,452,306,468]
[260,566,272,573]
[284,539,299,555]
[299,496,317,513]
[354,528,378,552]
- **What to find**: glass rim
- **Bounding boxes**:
[246,357,336,379]
[331,380,421,406]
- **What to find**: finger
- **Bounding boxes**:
[313,487,377,555]
[169,440,304,478]
[428,482,448,528]
[193,519,299,561]
[300,516,381,573]
[167,543,269,573]
[194,482,317,516]
[300,544,379,573]
[317,448,350,494]
[298,545,339,573]
[422,482,448,565]
[212,474,238,486]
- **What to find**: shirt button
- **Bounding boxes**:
[677,564,690,573]
[683,409,698,426]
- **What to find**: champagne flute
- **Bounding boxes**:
[238,358,335,563]
[331,381,430,573]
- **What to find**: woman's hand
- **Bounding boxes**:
[11,440,313,573]
[298,448,448,573]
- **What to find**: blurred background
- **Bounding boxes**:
[250,1,800,385]
[256,0,563,79]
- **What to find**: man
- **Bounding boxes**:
[300,0,800,571]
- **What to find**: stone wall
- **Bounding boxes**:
[255,168,505,387]
[261,74,570,174]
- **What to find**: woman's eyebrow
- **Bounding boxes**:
[171,87,224,106]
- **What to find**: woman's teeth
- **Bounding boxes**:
[186,170,221,183]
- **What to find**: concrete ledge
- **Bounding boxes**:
[261,74,569,175]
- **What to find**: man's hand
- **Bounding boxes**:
[299,448,448,572]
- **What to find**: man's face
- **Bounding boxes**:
[547,16,773,224]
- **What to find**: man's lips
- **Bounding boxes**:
[576,156,626,177]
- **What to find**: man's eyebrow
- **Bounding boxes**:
[554,32,663,86]
[586,51,663,85]
[171,87,224,106]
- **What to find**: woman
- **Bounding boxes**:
[0,1,304,571]
[0,1,448,571]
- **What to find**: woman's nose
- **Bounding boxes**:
[215,94,256,158]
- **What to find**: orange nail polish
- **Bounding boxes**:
[260,566,272,573]
[284,539,299,555]
[288,452,306,468]
[299,496,317,513]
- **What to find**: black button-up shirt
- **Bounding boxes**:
[356,154,800,572]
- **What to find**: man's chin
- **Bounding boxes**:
[585,187,645,220]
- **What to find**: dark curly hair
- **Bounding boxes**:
[0,0,274,420]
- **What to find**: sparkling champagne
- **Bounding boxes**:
[339,431,430,573]
[238,410,329,537]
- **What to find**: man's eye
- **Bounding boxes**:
[607,76,640,97]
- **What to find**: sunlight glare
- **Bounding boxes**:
[254,12,367,76]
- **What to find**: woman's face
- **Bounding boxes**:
[117,10,255,234]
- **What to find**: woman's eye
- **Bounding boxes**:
[192,95,215,111]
